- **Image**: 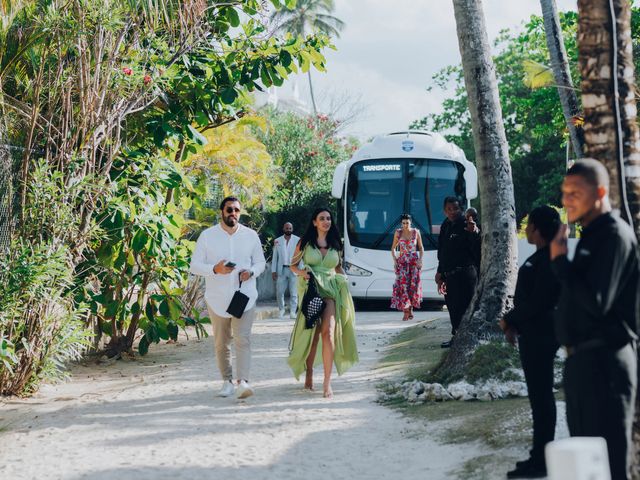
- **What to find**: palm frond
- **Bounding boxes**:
[522,59,554,89]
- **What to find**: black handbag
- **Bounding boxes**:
[226,276,250,318]
[301,273,326,329]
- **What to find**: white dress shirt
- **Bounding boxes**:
[190,223,266,318]
[271,234,300,274]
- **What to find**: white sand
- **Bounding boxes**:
[0,309,483,480]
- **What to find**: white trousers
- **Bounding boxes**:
[276,268,298,313]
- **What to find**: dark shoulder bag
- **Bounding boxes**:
[301,272,326,329]
[226,274,250,318]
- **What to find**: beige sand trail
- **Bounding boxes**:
[0,309,480,480]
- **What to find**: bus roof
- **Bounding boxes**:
[331,130,477,199]
[355,130,468,164]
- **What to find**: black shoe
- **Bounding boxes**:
[506,462,546,479]
[514,458,531,469]
[440,340,452,348]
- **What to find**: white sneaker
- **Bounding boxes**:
[218,380,235,397]
[289,312,297,319]
[237,380,254,399]
[279,309,286,318]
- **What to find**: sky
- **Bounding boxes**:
[279,0,578,140]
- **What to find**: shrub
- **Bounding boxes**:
[0,241,91,395]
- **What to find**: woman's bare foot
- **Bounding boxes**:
[402,309,410,321]
[304,371,314,390]
[323,381,333,398]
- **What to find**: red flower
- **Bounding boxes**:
[122,67,133,76]
[143,74,152,85]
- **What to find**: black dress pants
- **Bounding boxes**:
[564,342,637,480]
[444,266,477,335]
[519,336,558,466]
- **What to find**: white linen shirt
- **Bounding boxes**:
[189,223,266,318]
[271,234,300,273]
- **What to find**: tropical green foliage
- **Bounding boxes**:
[182,115,277,218]
[413,9,640,220]
[0,164,91,395]
[256,108,358,246]
[271,0,345,37]
[271,0,344,114]
[77,153,203,357]
[412,12,581,218]
[0,0,333,395]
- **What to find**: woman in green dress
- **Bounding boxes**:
[288,208,359,398]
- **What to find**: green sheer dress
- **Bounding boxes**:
[287,245,359,379]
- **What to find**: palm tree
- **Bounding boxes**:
[434,0,518,379]
[576,0,640,474]
[539,0,584,159]
[577,0,640,220]
[270,0,345,115]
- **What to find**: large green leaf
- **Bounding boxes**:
[167,322,179,341]
[220,88,238,104]
[131,230,149,253]
[168,298,182,321]
[138,335,150,356]
[187,125,208,146]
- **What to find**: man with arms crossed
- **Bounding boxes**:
[551,159,638,480]
[190,196,266,399]
[272,222,300,319]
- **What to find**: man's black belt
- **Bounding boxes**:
[283,264,290,267]
[443,265,475,278]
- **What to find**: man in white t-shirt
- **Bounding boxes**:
[190,196,266,399]
[271,222,300,318]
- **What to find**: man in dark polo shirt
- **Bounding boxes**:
[551,159,639,480]
[435,196,481,348]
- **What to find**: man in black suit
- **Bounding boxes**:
[435,196,481,348]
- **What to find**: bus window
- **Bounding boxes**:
[346,158,466,251]
[409,160,465,243]
[347,161,404,249]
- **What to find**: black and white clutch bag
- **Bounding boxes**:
[301,273,326,329]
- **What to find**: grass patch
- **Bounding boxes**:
[465,341,522,383]
[377,317,536,479]
[377,316,451,381]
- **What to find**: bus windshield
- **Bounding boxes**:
[345,158,466,251]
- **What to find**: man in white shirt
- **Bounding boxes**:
[190,196,266,399]
[271,222,300,319]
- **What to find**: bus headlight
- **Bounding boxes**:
[343,261,372,276]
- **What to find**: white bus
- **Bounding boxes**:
[331,130,478,301]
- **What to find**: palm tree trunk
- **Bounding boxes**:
[540,0,584,159]
[307,70,318,116]
[577,1,640,476]
[577,0,640,218]
[435,0,518,380]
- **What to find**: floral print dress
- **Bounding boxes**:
[390,228,422,310]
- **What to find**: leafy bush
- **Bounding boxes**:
[256,109,359,251]
[77,153,208,357]
[0,241,91,395]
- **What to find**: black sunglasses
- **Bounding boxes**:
[225,207,241,214]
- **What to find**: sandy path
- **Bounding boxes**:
[0,309,481,480]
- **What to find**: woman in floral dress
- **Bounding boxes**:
[390,213,424,320]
